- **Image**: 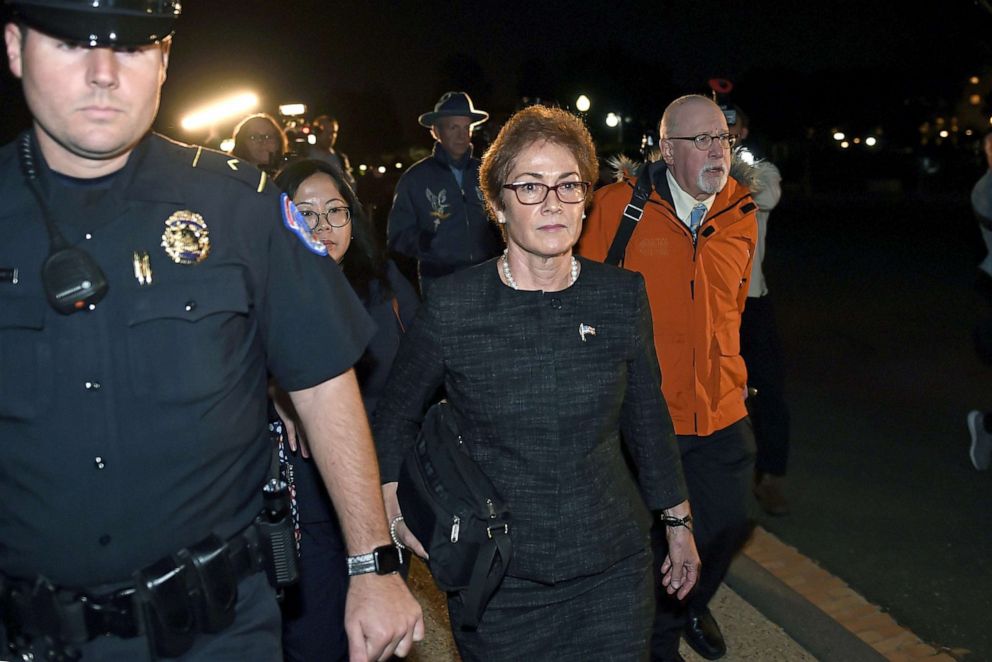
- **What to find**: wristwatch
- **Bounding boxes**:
[346,545,403,576]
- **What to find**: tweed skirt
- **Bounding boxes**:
[447,549,654,661]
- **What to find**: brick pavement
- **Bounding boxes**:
[742,527,963,661]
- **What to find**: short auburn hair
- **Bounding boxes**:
[479,105,598,220]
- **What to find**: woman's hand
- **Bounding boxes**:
[382,482,429,560]
[270,383,311,458]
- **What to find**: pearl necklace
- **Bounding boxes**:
[501,249,578,290]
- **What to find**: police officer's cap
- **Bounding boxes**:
[5,0,181,47]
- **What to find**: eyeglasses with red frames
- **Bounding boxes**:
[502,181,591,205]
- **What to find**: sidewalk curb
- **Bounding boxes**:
[727,553,886,661]
[735,527,958,661]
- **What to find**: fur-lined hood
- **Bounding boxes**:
[607,148,772,195]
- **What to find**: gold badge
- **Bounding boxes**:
[161,210,210,265]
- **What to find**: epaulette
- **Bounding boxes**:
[185,143,270,193]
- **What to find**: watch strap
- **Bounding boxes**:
[346,544,402,576]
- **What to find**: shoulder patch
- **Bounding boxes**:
[188,144,269,193]
[281,194,328,256]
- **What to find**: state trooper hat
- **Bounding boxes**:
[5,0,181,47]
[418,91,489,128]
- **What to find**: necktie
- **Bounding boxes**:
[689,203,707,243]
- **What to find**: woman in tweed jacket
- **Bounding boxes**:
[374,105,699,661]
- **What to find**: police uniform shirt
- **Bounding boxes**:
[0,132,374,588]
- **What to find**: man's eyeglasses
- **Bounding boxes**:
[502,181,591,205]
[246,133,278,143]
[299,207,351,230]
[665,133,737,151]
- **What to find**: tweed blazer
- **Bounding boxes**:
[374,257,687,584]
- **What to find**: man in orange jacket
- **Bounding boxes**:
[579,94,757,662]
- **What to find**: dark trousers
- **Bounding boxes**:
[650,419,755,661]
[450,549,654,662]
[740,295,791,476]
[281,518,349,662]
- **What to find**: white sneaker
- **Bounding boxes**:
[967,410,991,471]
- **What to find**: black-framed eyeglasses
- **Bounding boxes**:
[299,207,351,230]
[502,181,591,205]
[665,133,737,151]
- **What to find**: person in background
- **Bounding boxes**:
[972,133,992,298]
[308,114,356,188]
[967,134,992,471]
[581,94,758,662]
[231,112,288,174]
[0,1,423,659]
[376,105,698,661]
[387,91,502,293]
[730,106,791,516]
[273,159,419,662]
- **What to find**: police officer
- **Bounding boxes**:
[0,1,423,660]
[387,91,503,293]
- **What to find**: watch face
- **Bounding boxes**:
[374,546,402,574]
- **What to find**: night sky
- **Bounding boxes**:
[2,1,991,157]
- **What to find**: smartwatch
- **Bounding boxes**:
[346,544,403,576]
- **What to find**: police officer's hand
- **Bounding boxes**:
[345,572,425,661]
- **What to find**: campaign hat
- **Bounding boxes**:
[418,91,489,128]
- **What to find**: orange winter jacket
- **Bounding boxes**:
[578,162,758,436]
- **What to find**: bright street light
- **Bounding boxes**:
[279,103,306,117]
[605,112,620,128]
[181,92,259,131]
[576,95,591,113]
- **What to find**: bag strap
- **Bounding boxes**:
[458,527,511,629]
[605,161,654,267]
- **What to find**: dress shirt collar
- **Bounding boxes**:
[666,169,715,228]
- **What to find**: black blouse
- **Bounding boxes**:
[374,256,687,584]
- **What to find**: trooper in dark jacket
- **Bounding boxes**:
[387,91,502,292]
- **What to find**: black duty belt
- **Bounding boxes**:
[1,524,268,660]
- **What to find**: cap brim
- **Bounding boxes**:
[418,109,489,128]
[14,6,175,46]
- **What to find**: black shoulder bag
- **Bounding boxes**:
[605,161,654,267]
[396,401,511,630]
